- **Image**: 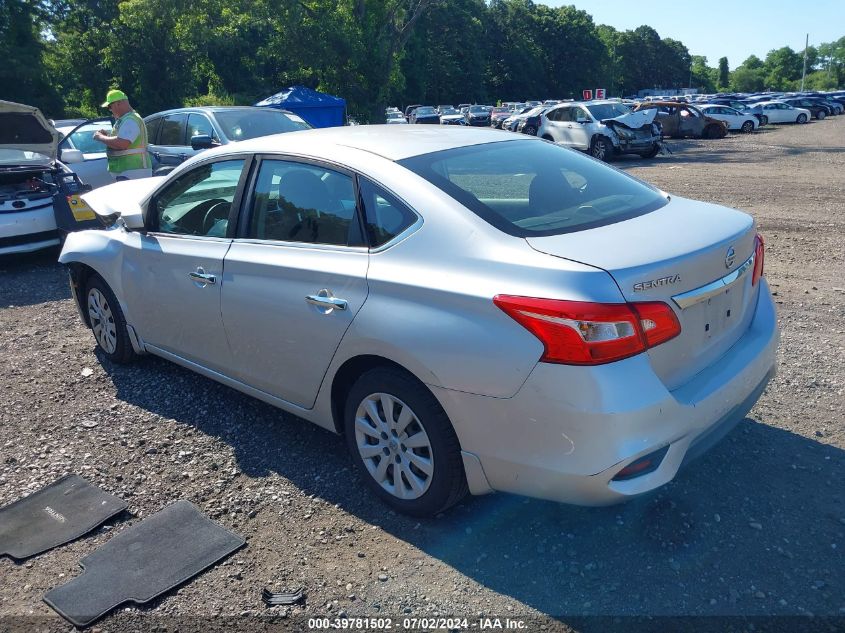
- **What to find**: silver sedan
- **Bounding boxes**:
[60,126,778,516]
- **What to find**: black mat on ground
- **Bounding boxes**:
[43,500,245,627]
[0,475,127,560]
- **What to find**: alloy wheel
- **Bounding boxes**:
[87,288,117,354]
[354,392,434,500]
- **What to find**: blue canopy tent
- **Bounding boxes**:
[254,86,346,128]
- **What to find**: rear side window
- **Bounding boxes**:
[145,117,162,144]
[247,159,358,246]
[158,114,186,146]
[399,139,667,237]
[358,178,417,247]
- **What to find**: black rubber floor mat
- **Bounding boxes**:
[0,475,127,560]
[43,500,245,627]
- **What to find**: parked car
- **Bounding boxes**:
[502,106,539,132]
[55,118,114,188]
[539,101,661,160]
[697,105,758,133]
[489,107,512,129]
[410,106,440,125]
[781,98,828,120]
[438,107,466,125]
[516,106,551,136]
[464,105,493,127]
[703,99,768,125]
[634,102,727,139]
[756,101,812,124]
[385,111,408,124]
[144,106,310,176]
[62,126,777,516]
[0,100,96,255]
[404,104,422,121]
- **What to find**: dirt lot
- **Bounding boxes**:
[1,117,843,632]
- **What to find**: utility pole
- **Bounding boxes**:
[801,33,809,91]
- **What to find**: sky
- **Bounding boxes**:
[543,0,845,68]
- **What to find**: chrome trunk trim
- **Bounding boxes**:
[671,252,755,309]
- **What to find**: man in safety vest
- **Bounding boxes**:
[93,89,151,181]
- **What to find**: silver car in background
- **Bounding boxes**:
[60,126,778,516]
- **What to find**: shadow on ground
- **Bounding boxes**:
[100,352,845,626]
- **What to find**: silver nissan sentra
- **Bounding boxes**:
[60,126,778,516]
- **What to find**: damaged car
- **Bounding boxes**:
[0,100,99,255]
[634,102,728,139]
[538,100,662,161]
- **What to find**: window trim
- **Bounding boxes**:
[235,153,367,251]
[145,154,254,239]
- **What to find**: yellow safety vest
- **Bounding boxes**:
[107,111,149,173]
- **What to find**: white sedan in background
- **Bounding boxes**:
[757,101,812,124]
[698,105,758,133]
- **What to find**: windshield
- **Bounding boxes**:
[492,107,509,114]
[214,109,310,141]
[0,149,51,165]
[399,139,667,237]
[585,103,631,120]
[387,112,404,120]
[59,123,106,153]
[469,105,491,113]
[415,107,436,116]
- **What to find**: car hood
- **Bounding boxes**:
[600,108,657,129]
[0,100,60,164]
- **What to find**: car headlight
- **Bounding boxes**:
[615,128,635,140]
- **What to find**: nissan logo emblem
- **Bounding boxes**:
[725,246,736,269]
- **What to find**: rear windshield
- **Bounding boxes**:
[214,109,310,141]
[399,139,667,236]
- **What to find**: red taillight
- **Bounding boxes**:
[493,296,681,366]
[752,233,765,286]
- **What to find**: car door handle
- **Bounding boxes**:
[189,270,216,285]
[306,293,348,311]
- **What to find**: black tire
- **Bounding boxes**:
[84,274,136,364]
[343,367,468,516]
[759,115,768,126]
[741,120,755,133]
[523,125,537,136]
[639,143,660,159]
[816,110,826,120]
[590,136,611,161]
[796,113,808,124]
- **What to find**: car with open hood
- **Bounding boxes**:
[0,100,98,255]
[538,100,662,161]
[59,125,777,516]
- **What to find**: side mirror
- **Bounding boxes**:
[190,134,218,150]
[61,149,84,164]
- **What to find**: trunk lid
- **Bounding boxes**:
[526,196,759,390]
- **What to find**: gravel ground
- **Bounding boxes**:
[1,117,843,633]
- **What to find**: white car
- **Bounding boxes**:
[698,105,758,133]
[56,119,113,188]
[0,100,96,255]
[385,111,407,125]
[757,100,812,124]
[538,100,662,160]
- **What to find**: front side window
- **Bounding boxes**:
[187,114,217,141]
[153,159,245,236]
[247,160,357,246]
[399,139,667,237]
[62,124,105,153]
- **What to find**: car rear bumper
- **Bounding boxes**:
[431,280,779,505]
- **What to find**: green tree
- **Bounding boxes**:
[717,56,729,89]
[763,46,803,90]
[690,55,717,93]
[0,0,62,115]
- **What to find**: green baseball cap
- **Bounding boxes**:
[101,89,128,107]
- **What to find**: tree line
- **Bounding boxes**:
[2,0,843,122]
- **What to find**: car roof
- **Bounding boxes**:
[144,105,295,119]
[222,124,522,161]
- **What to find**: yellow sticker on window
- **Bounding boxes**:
[68,195,96,221]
